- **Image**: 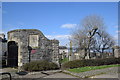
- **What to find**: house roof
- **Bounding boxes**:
[59,46,67,49]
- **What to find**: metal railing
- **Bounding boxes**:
[0,72,12,80]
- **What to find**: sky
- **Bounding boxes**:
[1,2,119,46]
[1,0,120,2]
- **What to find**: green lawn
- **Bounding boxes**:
[68,64,120,73]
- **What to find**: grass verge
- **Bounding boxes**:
[68,64,120,73]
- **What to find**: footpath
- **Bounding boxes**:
[63,67,119,78]
[1,67,119,79]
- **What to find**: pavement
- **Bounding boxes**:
[91,73,119,78]
[63,67,120,78]
[43,72,76,78]
[1,66,120,79]
[1,69,77,78]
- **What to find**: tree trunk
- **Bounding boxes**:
[83,48,87,59]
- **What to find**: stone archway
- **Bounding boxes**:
[7,41,18,67]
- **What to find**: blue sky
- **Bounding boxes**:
[2,2,118,46]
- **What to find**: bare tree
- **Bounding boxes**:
[71,15,115,59]
[92,31,115,58]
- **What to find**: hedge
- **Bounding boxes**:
[61,57,120,69]
[23,60,59,71]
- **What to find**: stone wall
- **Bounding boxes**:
[0,34,7,58]
[113,46,120,58]
[51,39,59,65]
[7,29,59,67]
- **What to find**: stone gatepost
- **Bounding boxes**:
[113,46,120,58]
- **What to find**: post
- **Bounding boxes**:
[28,48,31,63]
[69,41,73,61]
[28,35,32,63]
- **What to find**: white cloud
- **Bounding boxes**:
[0,28,5,33]
[112,34,119,45]
[116,30,120,33]
[61,24,77,29]
[114,35,118,40]
[45,34,71,46]
[0,30,4,33]
[45,34,71,40]
[113,34,120,41]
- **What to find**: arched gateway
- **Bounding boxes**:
[7,41,18,67]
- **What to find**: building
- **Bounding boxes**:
[7,29,59,67]
[0,33,7,67]
[0,34,7,58]
[0,34,5,39]
[74,50,85,60]
[59,46,69,59]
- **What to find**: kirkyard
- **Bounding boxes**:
[0,2,120,80]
